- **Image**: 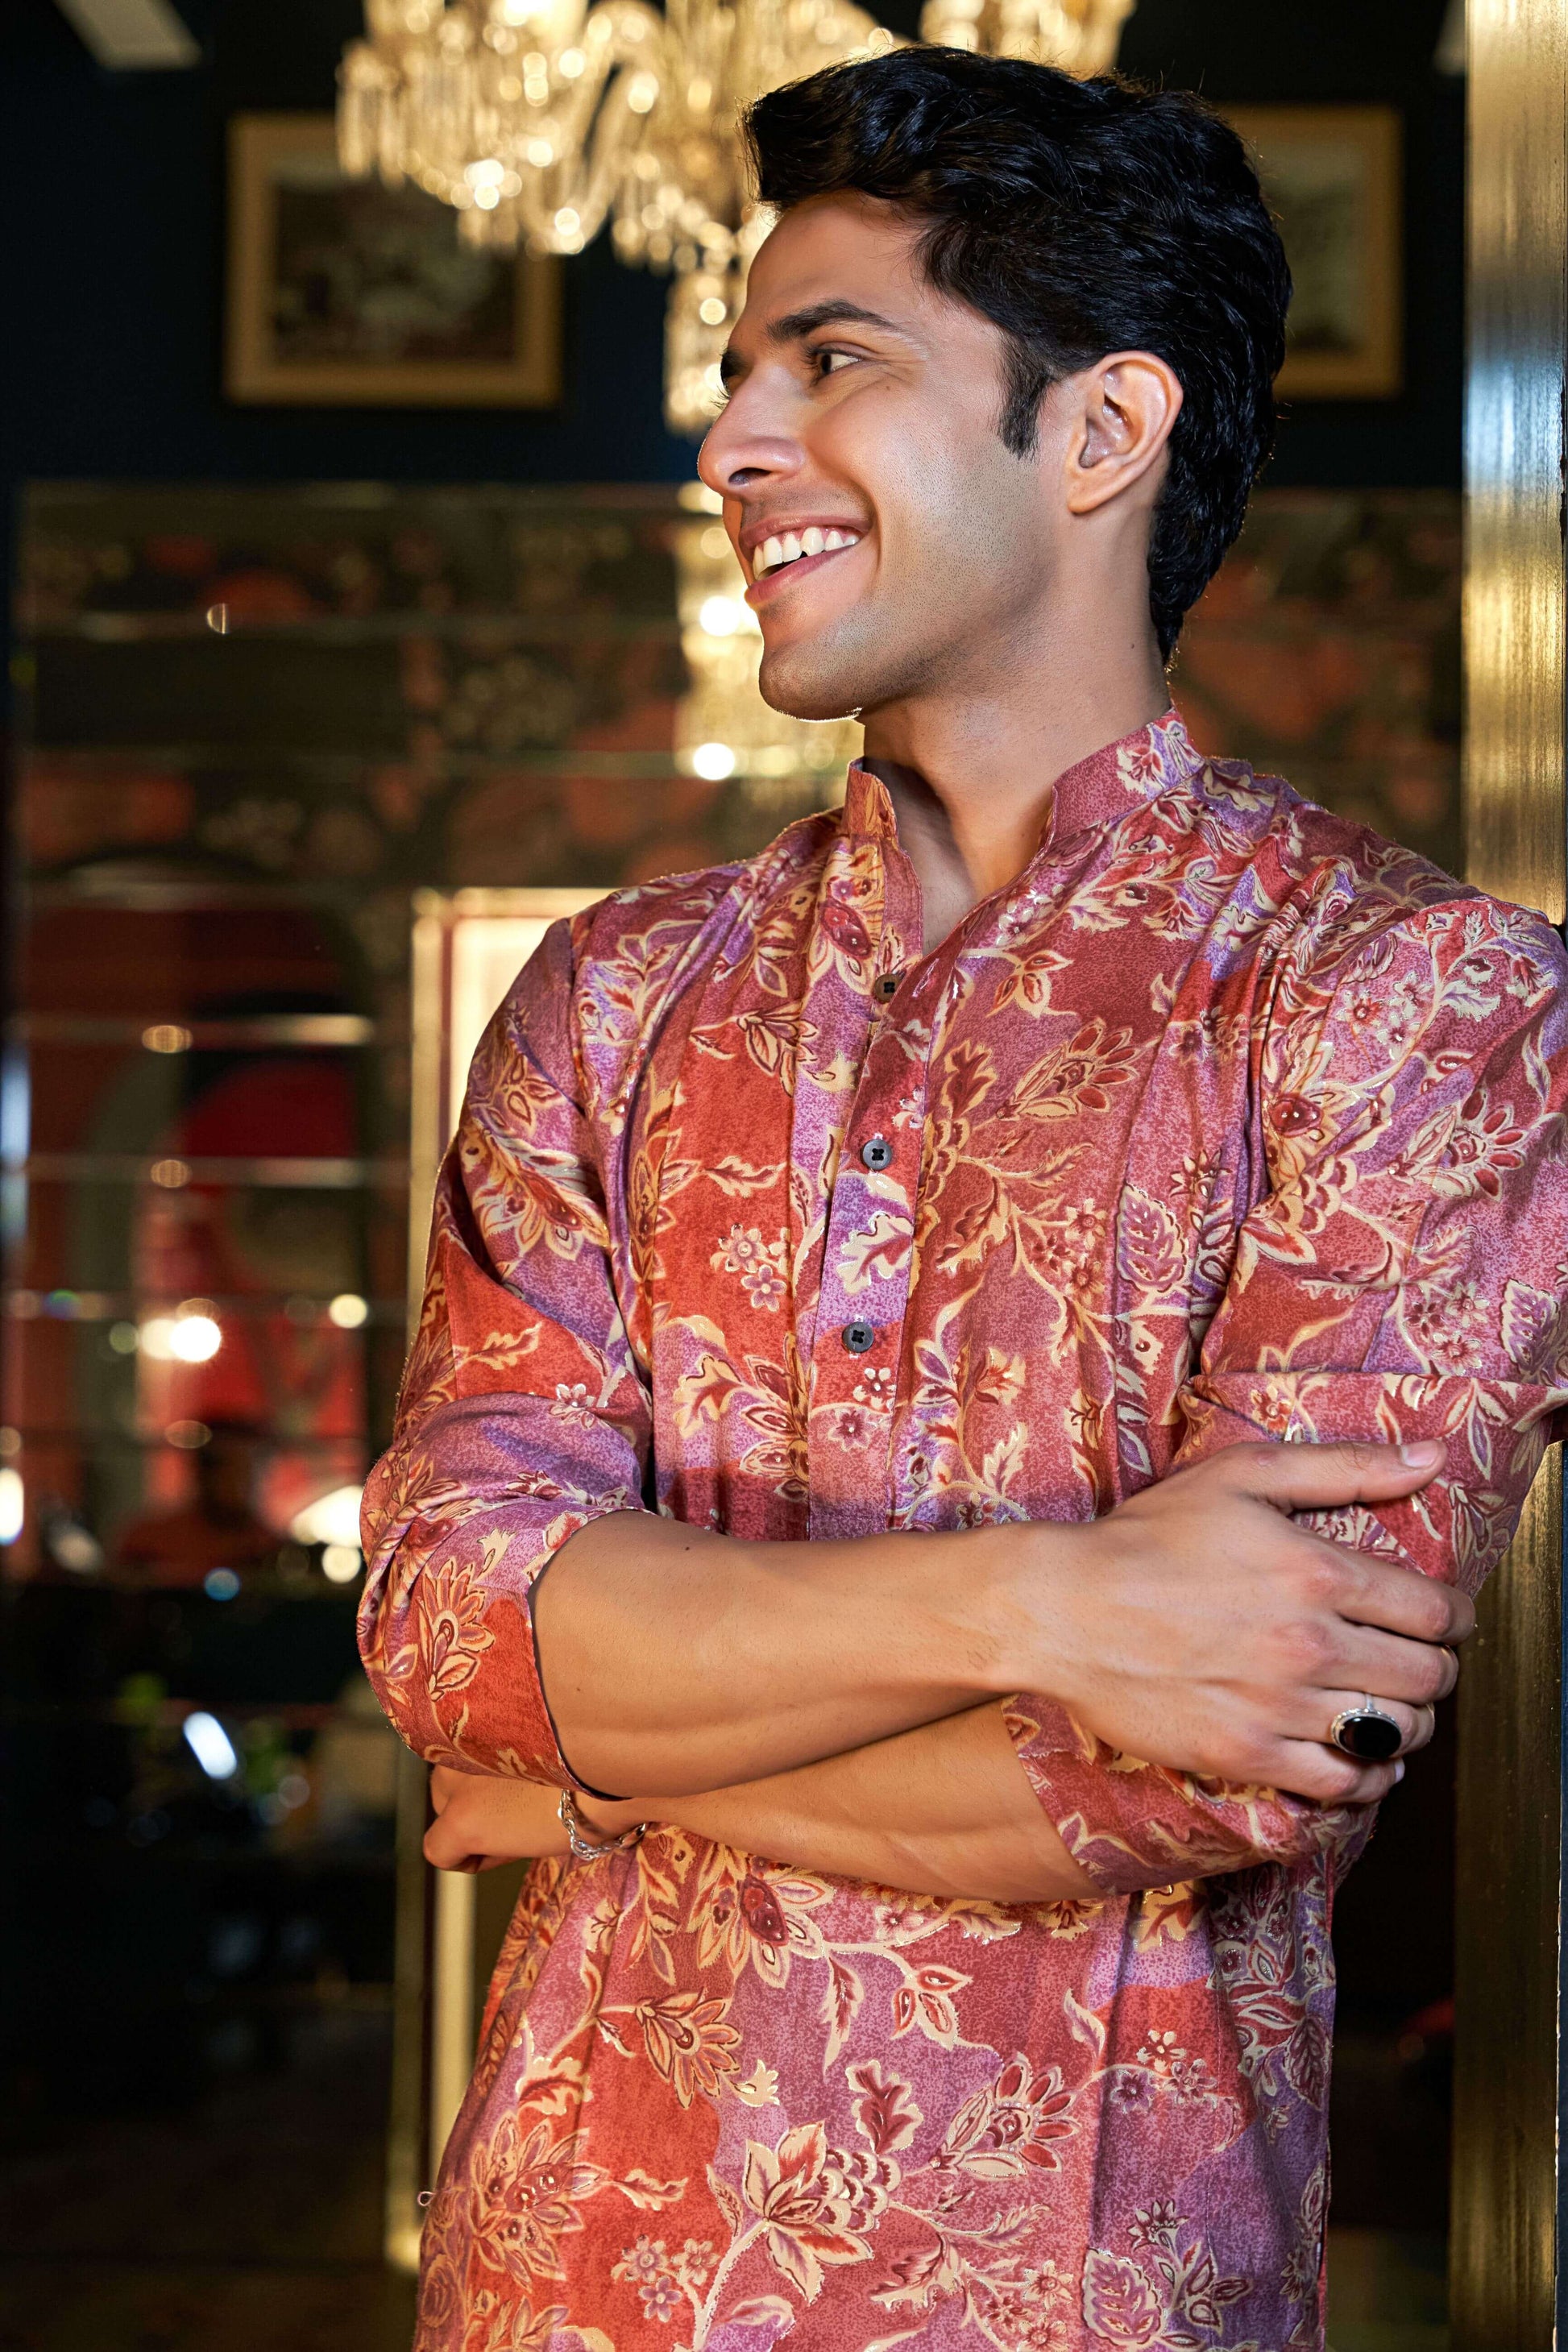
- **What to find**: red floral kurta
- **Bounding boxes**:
[363,711,1568,2352]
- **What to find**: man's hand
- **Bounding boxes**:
[425,1766,568,1873]
[1027,1437,1467,1803]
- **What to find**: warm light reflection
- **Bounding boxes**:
[169,1304,222,1363]
[140,1301,223,1363]
[291,1484,365,1549]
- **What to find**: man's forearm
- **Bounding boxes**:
[429,1706,1102,1902]
[431,1674,1389,1905]
[533,1509,1027,1797]
[598,1702,1100,1904]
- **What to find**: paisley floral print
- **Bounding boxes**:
[362,711,1568,2351]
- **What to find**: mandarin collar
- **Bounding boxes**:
[836,707,1203,859]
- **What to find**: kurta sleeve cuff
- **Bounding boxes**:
[359,1389,646,1786]
[1002,1693,1363,1897]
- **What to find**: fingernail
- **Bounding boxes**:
[1400,1440,1442,1466]
[1394,1761,1406,1783]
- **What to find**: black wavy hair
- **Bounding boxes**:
[744,49,1290,659]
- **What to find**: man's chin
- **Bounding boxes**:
[757,644,869,727]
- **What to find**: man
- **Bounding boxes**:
[363,50,1568,2352]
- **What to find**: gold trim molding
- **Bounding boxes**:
[1454,0,1568,2339]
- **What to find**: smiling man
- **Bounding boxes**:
[361,49,1568,2352]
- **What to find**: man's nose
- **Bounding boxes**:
[697,382,806,502]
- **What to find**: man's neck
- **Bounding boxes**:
[860,615,1169,954]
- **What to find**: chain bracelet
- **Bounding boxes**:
[558,1786,648,1862]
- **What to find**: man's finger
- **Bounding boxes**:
[425,1817,462,1868]
[1267,1739,1401,1807]
[1301,1547,1475,1651]
[1224,1437,1446,1512]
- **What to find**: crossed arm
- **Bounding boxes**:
[423,1437,1468,1903]
[428,1699,1095,1902]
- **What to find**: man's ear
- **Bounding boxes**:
[1063,352,1184,516]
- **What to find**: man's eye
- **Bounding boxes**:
[811,348,859,380]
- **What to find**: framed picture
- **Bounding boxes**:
[1226,105,1403,400]
[226,114,561,407]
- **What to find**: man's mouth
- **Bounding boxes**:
[751,525,863,579]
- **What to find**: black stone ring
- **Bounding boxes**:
[1329,1697,1404,1763]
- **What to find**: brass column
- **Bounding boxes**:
[1452,0,1568,2340]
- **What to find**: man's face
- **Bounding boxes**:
[699,192,1064,724]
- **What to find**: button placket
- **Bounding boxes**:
[807,1002,931,1535]
[801,796,927,1533]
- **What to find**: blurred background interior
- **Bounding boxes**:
[1,2,1471,2348]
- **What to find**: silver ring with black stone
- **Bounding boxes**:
[1329,1696,1404,1762]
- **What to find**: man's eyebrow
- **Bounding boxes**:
[766,299,907,344]
[718,300,910,386]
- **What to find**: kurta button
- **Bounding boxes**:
[861,1135,893,1171]
[874,971,902,1001]
[842,1321,876,1354]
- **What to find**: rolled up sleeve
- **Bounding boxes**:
[359,917,650,1785]
[1010,894,1568,1894]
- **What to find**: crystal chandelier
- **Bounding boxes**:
[337,0,1136,434]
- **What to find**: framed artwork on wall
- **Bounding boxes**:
[1226,104,1403,400]
[226,114,561,407]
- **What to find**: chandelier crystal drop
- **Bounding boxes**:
[338,0,1136,433]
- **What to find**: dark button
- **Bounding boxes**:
[841,1320,877,1354]
[874,971,902,1001]
[861,1135,894,1172]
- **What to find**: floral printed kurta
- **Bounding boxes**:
[362,711,1568,2352]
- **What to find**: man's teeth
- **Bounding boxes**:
[754,527,861,577]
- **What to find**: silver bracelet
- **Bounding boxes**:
[558,1786,647,1862]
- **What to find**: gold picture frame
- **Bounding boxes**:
[1227,105,1403,400]
[226,114,561,408]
